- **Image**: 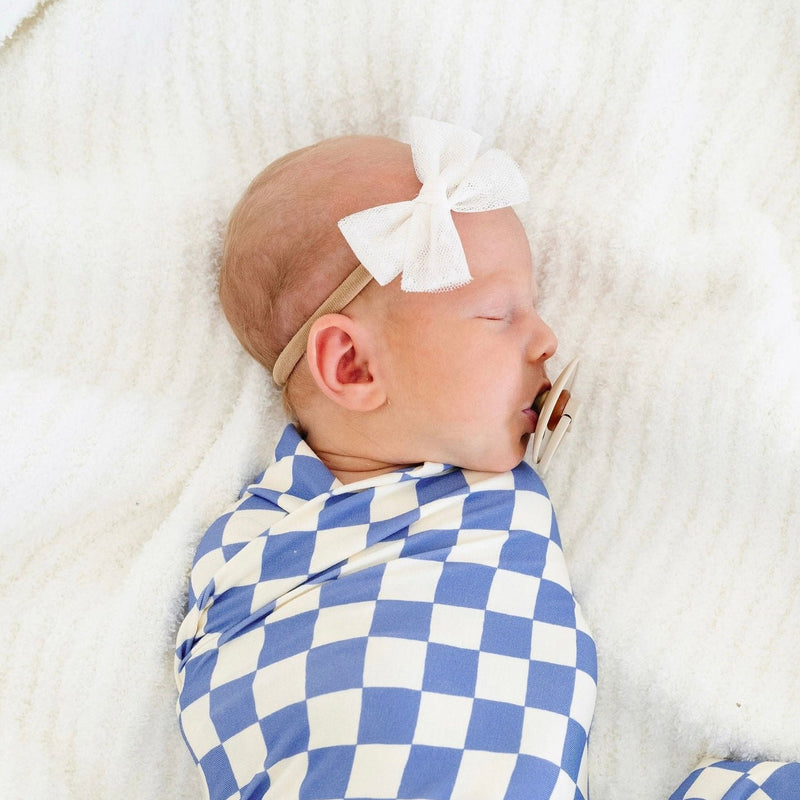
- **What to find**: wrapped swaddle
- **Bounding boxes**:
[175,424,596,799]
[669,759,800,800]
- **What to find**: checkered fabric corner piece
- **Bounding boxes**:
[175,424,597,800]
[670,759,800,800]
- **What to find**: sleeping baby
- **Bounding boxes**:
[174,118,798,799]
[174,117,595,799]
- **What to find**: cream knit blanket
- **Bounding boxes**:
[1,2,798,799]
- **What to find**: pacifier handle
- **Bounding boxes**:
[531,357,581,474]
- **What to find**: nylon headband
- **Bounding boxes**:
[272,264,373,386]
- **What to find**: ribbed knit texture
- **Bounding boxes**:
[1,2,798,799]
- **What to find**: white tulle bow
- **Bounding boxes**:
[337,117,530,292]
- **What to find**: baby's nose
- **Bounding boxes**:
[529,315,558,361]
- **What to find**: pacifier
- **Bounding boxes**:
[530,357,581,474]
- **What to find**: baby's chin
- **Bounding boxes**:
[454,444,528,475]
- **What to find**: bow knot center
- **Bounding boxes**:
[415,175,449,208]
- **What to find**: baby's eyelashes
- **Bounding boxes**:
[476,304,532,324]
[472,291,537,325]
[476,310,514,325]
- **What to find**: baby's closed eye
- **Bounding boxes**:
[476,304,529,323]
[479,312,510,321]
[473,300,513,322]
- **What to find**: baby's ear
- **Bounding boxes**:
[306,314,386,411]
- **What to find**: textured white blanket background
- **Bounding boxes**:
[1,1,798,798]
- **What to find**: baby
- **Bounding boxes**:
[174,119,796,800]
[175,118,596,800]
[218,120,562,479]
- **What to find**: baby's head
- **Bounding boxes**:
[219,134,419,393]
[220,120,558,480]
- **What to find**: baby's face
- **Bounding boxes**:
[375,207,558,473]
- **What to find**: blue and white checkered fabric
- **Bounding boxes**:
[670,759,800,800]
[175,424,597,800]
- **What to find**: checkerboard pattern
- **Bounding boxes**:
[670,759,800,800]
[175,425,597,799]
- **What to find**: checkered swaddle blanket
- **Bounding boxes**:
[669,760,800,800]
[175,424,597,800]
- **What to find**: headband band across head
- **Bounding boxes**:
[271,116,530,386]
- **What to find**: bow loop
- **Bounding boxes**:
[337,117,529,293]
[410,116,482,191]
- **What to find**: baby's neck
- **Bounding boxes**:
[305,439,416,485]
[298,398,421,485]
